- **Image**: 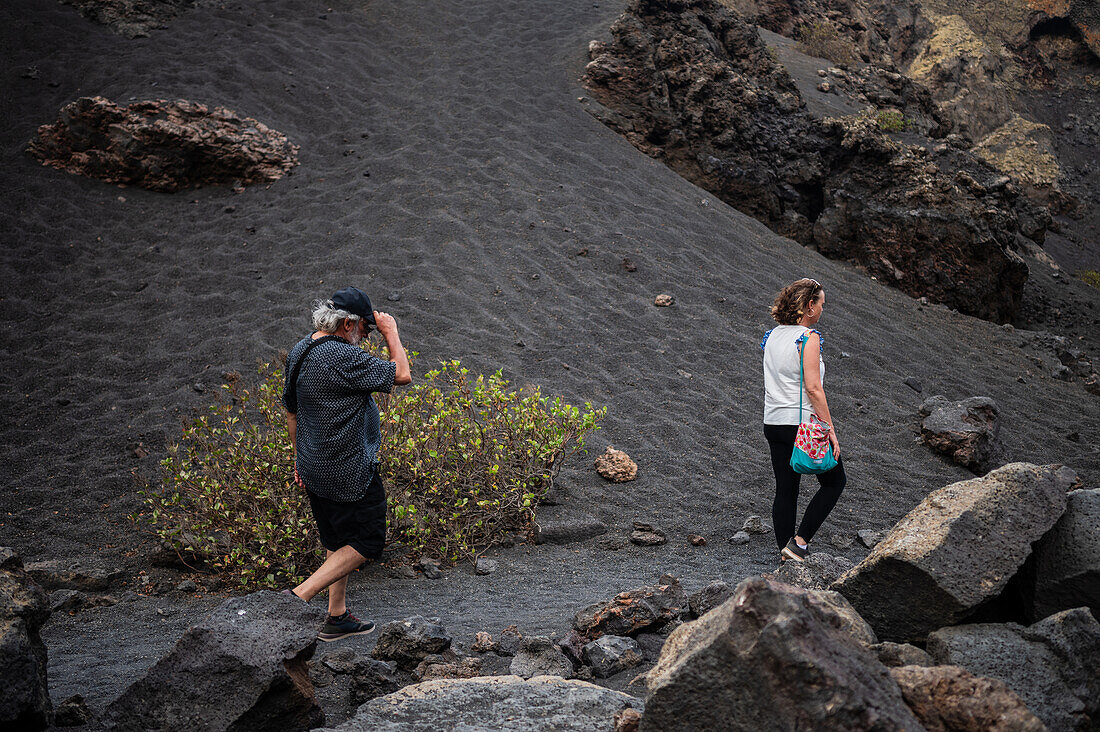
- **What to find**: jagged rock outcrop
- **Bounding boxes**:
[832,463,1074,642]
[927,608,1100,731]
[317,676,642,732]
[640,577,920,731]
[890,664,1046,731]
[61,0,195,37]
[28,96,298,192]
[99,591,326,731]
[918,395,1002,474]
[0,548,52,731]
[583,0,1038,322]
[1029,488,1100,620]
[371,616,453,672]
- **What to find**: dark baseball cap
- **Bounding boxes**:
[331,287,376,325]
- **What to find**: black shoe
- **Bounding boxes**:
[781,538,808,562]
[319,611,375,642]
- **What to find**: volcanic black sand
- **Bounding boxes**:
[2,0,1098,716]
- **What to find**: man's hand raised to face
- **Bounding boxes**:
[372,310,398,337]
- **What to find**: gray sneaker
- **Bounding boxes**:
[319,611,375,642]
[781,538,807,562]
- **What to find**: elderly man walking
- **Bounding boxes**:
[283,286,411,641]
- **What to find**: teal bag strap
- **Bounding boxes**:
[798,334,805,423]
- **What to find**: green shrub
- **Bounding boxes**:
[1077,270,1100,290]
[875,110,908,132]
[796,21,858,65]
[134,351,604,588]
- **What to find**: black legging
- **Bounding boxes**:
[764,424,847,550]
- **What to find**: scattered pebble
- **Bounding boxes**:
[654,294,674,307]
[475,558,498,576]
[904,376,923,393]
[728,531,750,545]
[741,515,771,535]
[175,580,198,592]
[688,534,707,547]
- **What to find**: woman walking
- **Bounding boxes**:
[761,278,845,562]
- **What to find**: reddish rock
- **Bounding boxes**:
[28,96,298,192]
[890,664,1045,732]
[595,446,637,482]
[574,577,687,641]
[919,396,1002,474]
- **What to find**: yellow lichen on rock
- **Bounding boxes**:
[973,114,1061,190]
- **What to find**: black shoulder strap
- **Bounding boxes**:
[285,335,344,413]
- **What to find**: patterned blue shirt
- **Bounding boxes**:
[283,336,396,502]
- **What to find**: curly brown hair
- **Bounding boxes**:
[771,278,823,325]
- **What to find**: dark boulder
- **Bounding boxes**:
[581,635,644,678]
[640,577,920,731]
[23,559,126,593]
[574,577,687,641]
[347,658,402,706]
[688,580,733,618]
[918,396,1002,474]
[832,463,1073,642]
[531,506,608,545]
[99,591,326,731]
[509,636,573,679]
[766,552,854,590]
[0,547,52,731]
[927,608,1100,731]
[53,694,92,728]
[890,664,1045,732]
[1029,488,1100,621]
[371,616,452,671]
[28,96,298,192]
[59,0,196,38]
[317,676,641,732]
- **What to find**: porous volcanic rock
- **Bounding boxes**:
[766,552,854,590]
[927,608,1100,731]
[28,96,299,192]
[0,548,52,731]
[890,664,1045,732]
[61,0,195,38]
[918,395,1002,473]
[640,577,921,731]
[574,577,687,641]
[832,463,1074,642]
[348,659,402,706]
[317,675,641,732]
[595,446,638,482]
[371,616,452,671]
[99,591,326,732]
[1029,488,1100,620]
[509,636,573,679]
[872,641,935,668]
[688,580,733,618]
[582,0,1039,322]
[581,635,644,678]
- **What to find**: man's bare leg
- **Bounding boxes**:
[292,545,365,606]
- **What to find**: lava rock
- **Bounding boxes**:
[417,557,443,579]
[927,608,1100,731]
[654,294,674,307]
[471,631,497,654]
[688,580,733,618]
[0,548,52,731]
[890,664,1045,732]
[1029,488,1100,621]
[28,97,298,192]
[53,694,92,727]
[728,531,751,545]
[641,576,921,730]
[474,559,499,576]
[317,676,641,732]
[495,625,523,657]
[582,635,644,678]
[100,591,326,731]
[531,507,608,545]
[630,521,667,546]
[595,446,638,482]
[322,647,360,675]
[871,642,934,668]
[415,654,483,681]
[832,463,1073,642]
[509,636,573,679]
[857,529,886,549]
[918,395,1002,473]
[574,577,687,641]
[23,560,126,592]
[371,616,452,671]
[904,376,923,393]
[768,553,854,591]
[348,658,402,706]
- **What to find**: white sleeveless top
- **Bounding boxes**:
[762,325,824,425]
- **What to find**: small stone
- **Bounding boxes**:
[857,529,886,549]
[597,535,629,551]
[54,694,92,727]
[817,81,833,93]
[630,521,667,546]
[175,580,198,592]
[728,531,750,545]
[475,558,498,576]
[904,376,923,393]
[622,258,637,272]
[471,631,497,653]
[418,557,443,579]
[688,534,707,547]
[388,565,416,579]
[741,515,771,535]
[595,446,637,482]
[322,646,360,674]
[615,708,643,732]
[582,635,644,678]
[689,580,733,617]
[654,294,674,307]
[192,383,204,393]
[386,292,401,302]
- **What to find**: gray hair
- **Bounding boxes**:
[311,299,360,333]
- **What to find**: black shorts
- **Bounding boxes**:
[307,471,387,560]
